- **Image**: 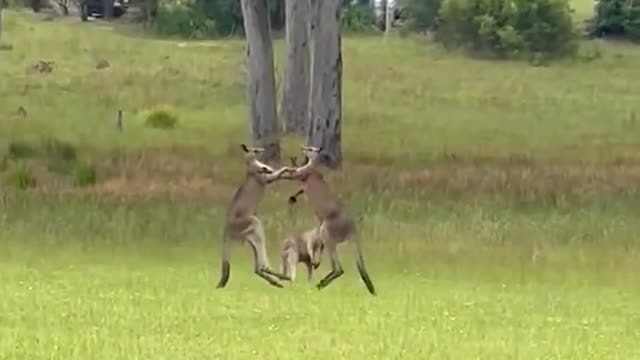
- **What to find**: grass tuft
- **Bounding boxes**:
[144,106,179,130]
[73,162,97,187]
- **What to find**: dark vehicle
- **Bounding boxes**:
[80,0,129,21]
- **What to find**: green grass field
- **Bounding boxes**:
[2,4,640,359]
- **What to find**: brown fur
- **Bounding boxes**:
[279,225,326,282]
[281,146,376,295]
[216,144,294,289]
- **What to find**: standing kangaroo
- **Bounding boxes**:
[279,224,326,282]
[216,144,293,289]
[281,146,376,295]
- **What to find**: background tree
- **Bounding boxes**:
[240,0,281,161]
[307,0,343,168]
[281,0,310,135]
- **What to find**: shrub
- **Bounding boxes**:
[144,106,179,129]
[436,0,578,60]
[5,163,36,190]
[73,162,97,187]
[589,0,640,41]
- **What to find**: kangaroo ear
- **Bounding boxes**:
[240,144,249,153]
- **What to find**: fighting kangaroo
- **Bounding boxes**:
[279,224,326,282]
[216,144,293,289]
[280,146,376,295]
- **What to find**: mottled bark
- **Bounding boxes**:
[240,0,281,161]
[282,0,310,135]
[307,0,343,169]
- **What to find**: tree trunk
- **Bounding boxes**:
[307,0,343,169]
[240,0,281,161]
[281,0,310,135]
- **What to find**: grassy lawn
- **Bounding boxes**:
[1,196,639,359]
[1,3,640,359]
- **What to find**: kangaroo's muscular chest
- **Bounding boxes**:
[303,176,341,219]
[227,175,265,219]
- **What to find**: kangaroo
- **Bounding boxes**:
[279,225,326,282]
[279,146,376,295]
[216,144,293,289]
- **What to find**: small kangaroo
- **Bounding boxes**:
[280,146,376,295]
[216,144,293,289]
[279,225,326,282]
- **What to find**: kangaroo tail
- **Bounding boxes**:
[216,231,232,289]
[353,233,376,295]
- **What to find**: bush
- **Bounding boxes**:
[589,0,640,41]
[5,163,36,190]
[144,106,179,129]
[436,0,578,60]
[73,162,97,187]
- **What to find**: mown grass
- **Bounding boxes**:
[1,3,640,359]
[1,195,639,359]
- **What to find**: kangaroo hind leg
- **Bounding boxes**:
[316,240,344,290]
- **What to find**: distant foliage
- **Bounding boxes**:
[144,107,179,129]
[152,0,379,38]
[589,0,640,41]
[436,0,578,60]
[153,0,285,38]
[400,0,444,32]
[153,0,217,39]
[342,3,378,32]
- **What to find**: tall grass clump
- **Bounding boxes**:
[73,162,97,187]
[7,140,36,159]
[4,163,36,190]
[40,137,77,175]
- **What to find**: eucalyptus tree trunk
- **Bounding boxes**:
[281,0,310,135]
[307,0,343,169]
[240,0,281,161]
